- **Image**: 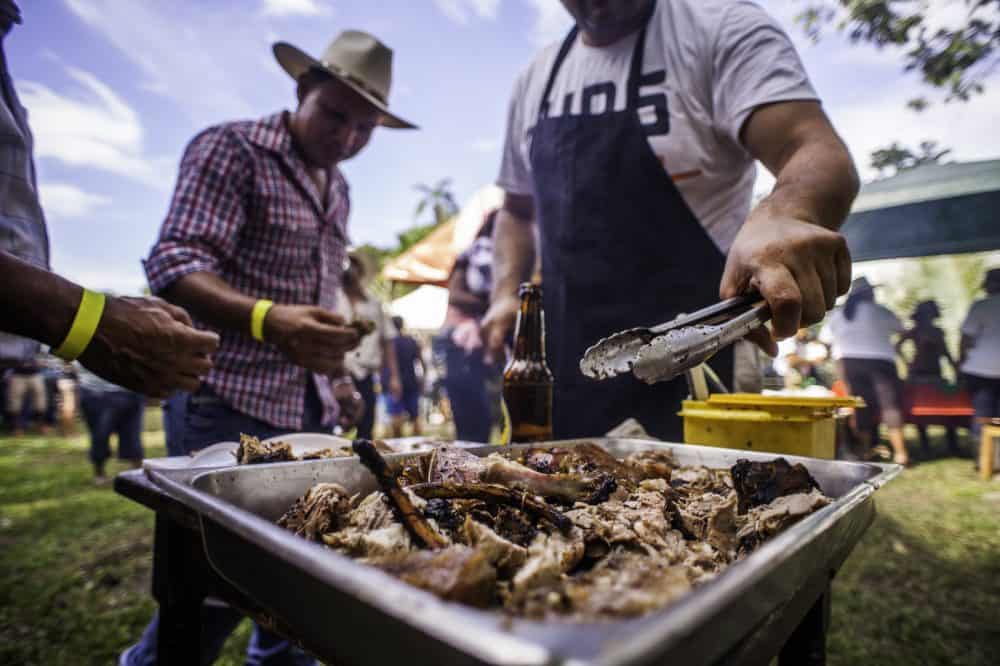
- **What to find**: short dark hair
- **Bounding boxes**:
[392,315,404,331]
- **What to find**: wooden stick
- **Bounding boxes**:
[408,482,574,534]
[352,439,448,549]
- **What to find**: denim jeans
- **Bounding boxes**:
[434,332,495,443]
[123,384,328,666]
[80,388,145,465]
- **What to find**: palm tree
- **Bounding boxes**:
[414,178,459,226]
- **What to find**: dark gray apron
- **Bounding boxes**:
[529,16,733,440]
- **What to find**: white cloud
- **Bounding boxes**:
[525,0,572,46]
[18,67,173,190]
[435,0,500,24]
[39,183,112,219]
[260,0,330,18]
[469,137,499,153]
[64,0,258,123]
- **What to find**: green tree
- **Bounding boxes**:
[414,178,459,226]
[870,140,953,176]
[796,0,1000,106]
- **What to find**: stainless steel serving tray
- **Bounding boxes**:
[148,439,899,666]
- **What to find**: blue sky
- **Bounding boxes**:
[8,0,1000,294]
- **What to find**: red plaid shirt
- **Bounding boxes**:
[145,112,349,429]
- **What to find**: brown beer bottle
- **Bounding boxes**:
[503,282,553,442]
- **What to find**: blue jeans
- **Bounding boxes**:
[161,391,188,457]
[124,385,328,666]
[435,333,495,443]
[965,374,1000,463]
[80,388,145,467]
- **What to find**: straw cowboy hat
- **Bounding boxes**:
[273,30,416,130]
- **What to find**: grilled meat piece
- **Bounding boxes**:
[510,530,585,601]
[562,549,692,618]
[521,442,641,488]
[462,516,527,577]
[731,458,822,514]
[277,482,352,542]
[235,434,296,464]
[353,439,448,549]
[409,482,573,533]
[428,446,609,504]
[737,489,831,554]
[369,546,497,607]
[623,449,676,482]
[349,318,377,337]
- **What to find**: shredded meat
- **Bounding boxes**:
[276,443,832,621]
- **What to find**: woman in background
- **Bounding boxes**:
[822,277,908,465]
[435,211,500,442]
[896,300,960,455]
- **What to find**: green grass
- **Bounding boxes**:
[1,422,997,665]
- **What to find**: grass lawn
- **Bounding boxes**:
[1,419,997,665]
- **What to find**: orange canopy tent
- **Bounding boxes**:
[381,185,503,287]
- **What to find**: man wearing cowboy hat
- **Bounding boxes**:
[127,30,415,666]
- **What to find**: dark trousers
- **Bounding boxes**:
[965,373,1000,446]
[437,334,494,443]
[124,384,325,666]
[161,391,188,457]
[354,374,376,440]
[80,388,145,467]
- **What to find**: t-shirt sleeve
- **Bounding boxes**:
[711,0,819,146]
[961,302,984,337]
[818,315,836,345]
[496,69,534,196]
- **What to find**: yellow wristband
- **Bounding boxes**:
[53,289,106,361]
[251,299,274,342]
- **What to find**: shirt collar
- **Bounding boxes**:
[246,111,295,156]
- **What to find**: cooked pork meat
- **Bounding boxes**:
[622,449,676,482]
[731,458,822,514]
[409,482,573,533]
[348,318,377,337]
[521,548,693,619]
[428,446,612,504]
[353,439,448,549]
[277,443,833,622]
[368,546,497,607]
[235,435,296,464]
[276,483,351,542]
[737,489,831,554]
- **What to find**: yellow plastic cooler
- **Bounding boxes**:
[679,393,862,459]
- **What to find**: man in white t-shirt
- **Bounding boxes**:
[961,268,1000,450]
[482,0,858,440]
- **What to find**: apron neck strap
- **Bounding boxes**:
[537,3,655,122]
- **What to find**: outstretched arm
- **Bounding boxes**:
[0,251,218,397]
[721,101,859,354]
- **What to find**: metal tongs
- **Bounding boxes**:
[579,294,771,384]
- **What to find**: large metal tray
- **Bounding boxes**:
[148,439,899,665]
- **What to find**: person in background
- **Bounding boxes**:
[385,316,425,437]
[4,355,47,436]
[437,211,500,442]
[0,2,219,399]
[78,367,145,484]
[821,277,908,465]
[126,29,415,666]
[339,253,402,439]
[896,300,960,454]
[960,268,1000,464]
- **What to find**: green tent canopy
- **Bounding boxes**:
[842,159,1000,262]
